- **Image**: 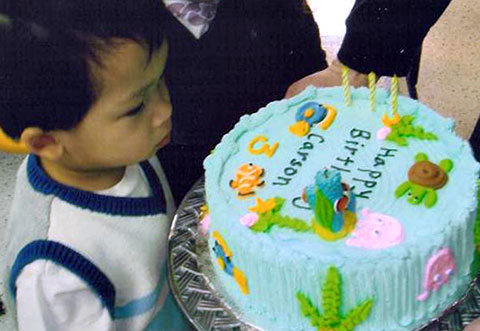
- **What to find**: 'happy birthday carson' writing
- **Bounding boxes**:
[272,128,398,203]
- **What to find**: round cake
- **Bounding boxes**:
[203,86,480,331]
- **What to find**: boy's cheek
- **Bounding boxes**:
[159,78,171,104]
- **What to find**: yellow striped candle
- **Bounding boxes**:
[341,65,352,106]
[368,72,376,112]
[391,75,399,114]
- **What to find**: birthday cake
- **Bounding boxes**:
[202,86,480,331]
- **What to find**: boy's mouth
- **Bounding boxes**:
[156,133,171,149]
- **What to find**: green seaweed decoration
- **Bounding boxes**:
[297,266,374,331]
[471,180,480,278]
[313,189,334,230]
[249,197,311,233]
[386,115,437,146]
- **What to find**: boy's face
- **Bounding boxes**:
[57,39,171,170]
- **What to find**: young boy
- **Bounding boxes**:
[0,1,190,330]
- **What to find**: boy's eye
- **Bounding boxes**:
[125,103,144,117]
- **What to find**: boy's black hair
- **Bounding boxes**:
[0,0,170,139]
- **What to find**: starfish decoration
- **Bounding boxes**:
[248,197,276,214]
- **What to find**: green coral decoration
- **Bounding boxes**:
[386,115,437,146]
[322,265,342,326]
[471,250,480,280]
[474,181,480,246]
[297,266,374,331]
[249,197,311,233]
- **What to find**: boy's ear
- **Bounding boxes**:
[20,127,64,161]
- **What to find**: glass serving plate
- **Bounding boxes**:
[167,178,480,331]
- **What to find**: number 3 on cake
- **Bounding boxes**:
[248,135,279,158]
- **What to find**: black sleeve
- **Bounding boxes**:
[337,0,451,76]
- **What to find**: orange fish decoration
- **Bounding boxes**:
[229,163,265,197]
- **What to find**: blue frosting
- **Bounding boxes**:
[204,87,480,330]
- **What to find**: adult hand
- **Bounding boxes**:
[284,59,369,98]
[465,318,480,331]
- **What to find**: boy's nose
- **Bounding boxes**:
[152,79,172,127]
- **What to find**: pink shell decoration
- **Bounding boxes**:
[376,126,392,140]
[199,214,211,235]
[240,213,259,227]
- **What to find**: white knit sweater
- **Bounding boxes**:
[3,155,189,330]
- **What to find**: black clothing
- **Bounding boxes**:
[161,0,326,203]
[469,118,480,161]
[338,0,451,76]
[160,0,452,204]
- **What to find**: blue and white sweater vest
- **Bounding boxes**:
[3,155,187,330]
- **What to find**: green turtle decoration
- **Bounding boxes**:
[395,153,453,208]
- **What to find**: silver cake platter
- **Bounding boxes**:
[167,177,480,331]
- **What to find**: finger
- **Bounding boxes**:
[465,319,480,331]
[284,84,301,99]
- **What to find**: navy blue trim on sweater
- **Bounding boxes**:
[9,240,116,316]
[27,155,166,216]
[139,161,163,198]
